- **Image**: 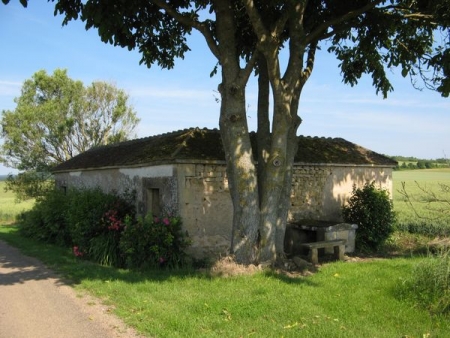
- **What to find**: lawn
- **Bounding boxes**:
[0,225,449,337]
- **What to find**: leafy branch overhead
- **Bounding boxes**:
[17,1,445,98]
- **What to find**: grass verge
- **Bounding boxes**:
[1,225,449,337]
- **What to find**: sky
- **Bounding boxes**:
[1,2,449,175]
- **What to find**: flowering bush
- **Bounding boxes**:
[87,199,135,266]
[120,214,190,269]
[19,186,190,269]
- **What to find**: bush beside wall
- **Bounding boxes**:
[19,187,189,269]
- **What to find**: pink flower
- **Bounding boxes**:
[108,224,120,231]
[153,217,159,224]
[73,246,83,257]
[162,218,170,226]
[159,257,165,264]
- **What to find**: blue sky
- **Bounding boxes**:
[1,2,449,175]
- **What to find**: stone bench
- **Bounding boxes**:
[300,239,346,264]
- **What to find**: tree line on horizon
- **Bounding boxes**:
[389,156,450,170]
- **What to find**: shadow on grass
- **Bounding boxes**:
[0,225,317,288]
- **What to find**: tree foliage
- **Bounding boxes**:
[342,182,396,251]
[4,0,448,264]
[0,69,139,172]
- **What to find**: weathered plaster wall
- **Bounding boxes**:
[177,163,233,260]
[289,164,393,222]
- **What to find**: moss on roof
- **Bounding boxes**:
[52,127,396,172]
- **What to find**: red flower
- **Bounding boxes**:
[73,246,84,257]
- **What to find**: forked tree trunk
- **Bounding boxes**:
[213,0,310,265]
[257,93,301,263]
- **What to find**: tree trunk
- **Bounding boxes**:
[212,0,310,265]
[257,91,301,263]
[274,84,303,259]
[219,82,260,264]
[214,0,260,264]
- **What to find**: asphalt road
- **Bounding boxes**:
[0,240,143,338]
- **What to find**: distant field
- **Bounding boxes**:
[393,168,450,236]
[0,181,35,222]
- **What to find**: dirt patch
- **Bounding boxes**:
[209,256,262,277]
[428,237,450,250]
[207,255,317,278]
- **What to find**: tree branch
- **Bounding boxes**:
[301,41,318,85]
[306,0,384,45]
[283,2,308,92]
[151,0,220,60]
[240,0,269,42]
[241,0,283,91]
[239,49,259,88]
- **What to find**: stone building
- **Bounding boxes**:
[52,128,397,259]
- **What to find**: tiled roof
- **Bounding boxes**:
[52,128,397,172]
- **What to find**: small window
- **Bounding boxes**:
[147,188,161,216]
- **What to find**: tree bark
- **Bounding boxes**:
[214,0,260,264]
[258,90,301,263]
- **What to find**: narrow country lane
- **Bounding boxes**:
[0,240,143,338]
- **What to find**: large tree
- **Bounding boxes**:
[4,0,448,264]
[1,69,139,171]
[1,69,139,198]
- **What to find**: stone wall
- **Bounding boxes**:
[177,163,233,260]
[289,164,393,222]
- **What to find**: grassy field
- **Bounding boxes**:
[0,181,34,222]
[393,168,450,236]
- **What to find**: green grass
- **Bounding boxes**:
[0,225,449,337]
[0,181,35,222]
[393,168,450,236]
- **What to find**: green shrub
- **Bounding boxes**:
[65,188,133,259]
[18,186,191,269]
[400,249,450,315]
[19,189,70,246]
[19,187,135,267]
[342,181,396,251]
[120,214,190,269]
